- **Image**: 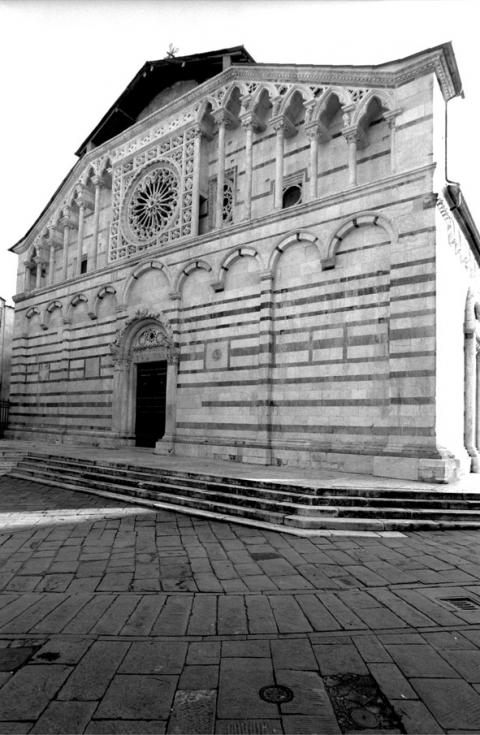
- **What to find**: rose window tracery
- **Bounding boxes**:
[125,163,180,242]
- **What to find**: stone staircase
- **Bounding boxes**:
[6,450,480,533]
[0,448,25,476]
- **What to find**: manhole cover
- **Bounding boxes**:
[259,685,294,704]
[323,673,405,733]
[440,597,480,611]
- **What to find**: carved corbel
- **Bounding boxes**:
[321,256,336,271]
[260,268,274,285]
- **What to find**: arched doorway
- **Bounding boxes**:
[110,310,179,452]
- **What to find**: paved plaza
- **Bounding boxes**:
[0,476,480,733]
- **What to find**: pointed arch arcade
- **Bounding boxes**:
[110,309,179,453]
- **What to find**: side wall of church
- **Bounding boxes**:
[435,197,480,475]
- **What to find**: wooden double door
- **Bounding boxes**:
[135,361,167,448]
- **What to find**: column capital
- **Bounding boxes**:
[190,121,214,141]
[384,108,402,129]
[59,206,77,229]
[43,227,63,250]
[212,107,237,129]
[341,103,356,127]
[167,349,180,366]
[305,120,330,143]
[75,185,94,212]
[92,173,107,189]
[342,124,360,143]
[271,114,296,138]
[240,111,264,133]
[59,215,74,230]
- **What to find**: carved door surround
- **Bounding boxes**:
[110,309,179,453]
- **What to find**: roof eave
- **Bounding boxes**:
[445,184,480,265]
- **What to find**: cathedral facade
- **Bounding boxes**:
[8,44,480,483]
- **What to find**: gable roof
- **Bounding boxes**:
[75,45,255,157]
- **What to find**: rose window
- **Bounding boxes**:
[125,164,179,242]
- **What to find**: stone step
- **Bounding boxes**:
[16,456,480,511]
[17,463,480,523]
[20,453,480,504]
[5,470,310,536]
[11,451,480,533]
[23,452,335,497]
[12,456,480,529]
[12,464,339,519]
[16,458,326,506]
[8,470,355,533]
[0,450,25,476]
[10,468,480,534]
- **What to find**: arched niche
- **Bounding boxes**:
[45,301,64,331]
[322,213,395,272]
[269,231,321,288]
[110,309,179,453]
[355,94,392,183]
[252,87,274,129]
[68,294,89,325]
[124,260,172,308]
[214,247,263,293]
[176,260,212,308]
[25,307,41,335]
[92,286,117,320]
[224,253,261,293]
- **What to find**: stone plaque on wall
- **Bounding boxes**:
[205,341,229,370]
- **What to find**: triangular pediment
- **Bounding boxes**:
[75,46,255,157]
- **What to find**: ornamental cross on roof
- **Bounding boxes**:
[165,43,178,59]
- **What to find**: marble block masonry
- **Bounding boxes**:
[7,44,480,483]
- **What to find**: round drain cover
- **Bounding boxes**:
[259,685,294,704]
[350,707,379,728]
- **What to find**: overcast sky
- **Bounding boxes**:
[1,0,478,304]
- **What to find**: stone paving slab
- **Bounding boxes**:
[1,477,480,731]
